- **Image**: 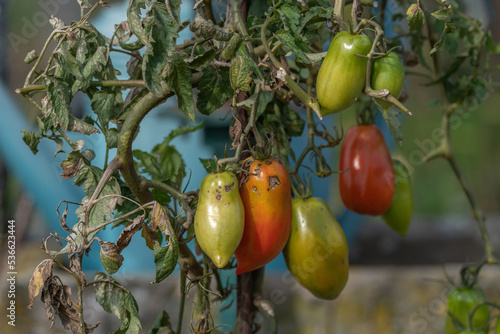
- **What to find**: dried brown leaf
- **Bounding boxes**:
[116,214,144,251]
[41,276,99,333]
[28,259,54,309]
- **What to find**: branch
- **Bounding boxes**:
[259,16,322,119]
[16,80,147,95]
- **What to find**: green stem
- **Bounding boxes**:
[422,5,498,265]
[16,80,147,95]
[351,0,360,27]
[334,0,345,19]
[217,86,263,166]
[259,17,322,119]
[176,268,187,334]
[24,29,62,86]
[359,19,412,115]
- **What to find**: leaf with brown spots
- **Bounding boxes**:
[28,259,54,309]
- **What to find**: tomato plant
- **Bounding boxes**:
[339,124,395,216]
[194,171,244,268]
[316,31,372,116]
[235,156,292,275]
[382,159,413,236]
[14,0,500,332]
[283,197,349,300]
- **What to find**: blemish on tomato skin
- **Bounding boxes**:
[216,195,222,201]
[224,182,235,192]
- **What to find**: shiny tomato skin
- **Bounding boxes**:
[316,31,372,116]
[283,197,349,300]
[445,286,490,334]
[382,159,413,236]
[194,172,244,268]
[339,125,395,216]
[371,52,405,109]
[235,157,292,275]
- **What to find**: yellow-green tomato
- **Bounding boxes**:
[283,198,349,300]
[371,52,405,109]
[382,159,413,236]
[194,172,244,268]
[316,31,372,116]
[445,286,490,334]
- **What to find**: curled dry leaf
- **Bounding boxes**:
[28,259,54,309]
[41,276,100,333]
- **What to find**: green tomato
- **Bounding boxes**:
[445,286,490,334]
[283,198,349,300]
[316,31,372,116]
[382,159,413,236]
[194,172,244,268]
[370,52,405,109]
[496,316,500,334]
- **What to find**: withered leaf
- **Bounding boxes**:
[28,259,54,309]
[116,214,144,251]
[229,118,242,150]
[41,276,99,333]
[150,202,169,234]
[99,241,124,275]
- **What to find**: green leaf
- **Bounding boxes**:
[152,239,178,284]
[381,107,404,147]
[185,49,216,71]
[152,187,171,206]
[406,2,426,32]
[149,310,173,334]
[73,162,121,227]
[127,0,148,45]
[199,158,217,173]
[282,106,305,137]
[220,34,242,61]
[42,77,72,130]
[275,30,311,64]
[230,55,253,91]
[279,4,302,30]
[189,13,233,41]
[430,23,454,56]
[197,66,233,115]
[94,272,142,334]
[143,3,179,96]
[21,130,41,155]
[91,90,123,125]
[151,205,178,283]
[236,44,262,80]
[99,241,123,275]
[133,150,163,180]
[68,115,100,135]
[166,54,195,122]
[158,122,205,147]
[431,7,452,23]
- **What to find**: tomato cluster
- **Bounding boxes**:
[194,30,413,301]
[195,157,293,274]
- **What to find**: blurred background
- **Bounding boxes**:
[1,0,500,333]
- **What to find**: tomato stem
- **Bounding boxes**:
[260,14,322,119]
[422,3,499,266]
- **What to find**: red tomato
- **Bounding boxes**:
[338,125,395,215]
[235,157,292,275]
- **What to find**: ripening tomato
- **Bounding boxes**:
[316,31,372,116]
[445,286,490,334]
[382,159,413,236]
[283,197,349,300]
[235,157,292,275]
[194,172,244,268]
[371,52,405,109]
[339,125,395,215]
